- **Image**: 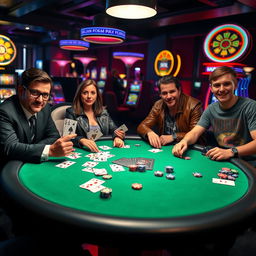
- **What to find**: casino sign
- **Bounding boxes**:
[204,24,251,63]
[154,50,181,77]
[0,35,17,66]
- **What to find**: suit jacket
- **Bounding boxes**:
[65,107,118,147]
[137,93,203,142]
[0,95,60,164]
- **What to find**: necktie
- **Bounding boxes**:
[29,115,36,142]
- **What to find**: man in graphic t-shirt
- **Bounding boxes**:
[172,66,256,166]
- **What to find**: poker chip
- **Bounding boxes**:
[230,169,239,174]
[102,174,112,180]
[222,167,231,172]
[184,156,191,160]
[131,183,143,190]
[165,166,174,173]
[227,175,236,181]
[154,171,164,177]
[129,165,137,172]
[137,164,146,172]
[193,172,202,178]
[100,187,112,199]
[166,174,175,180]
[134,144,141,147]
[218,173,228,179]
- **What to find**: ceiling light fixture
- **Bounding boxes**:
[106,0,157,19]
[74,56,97,74]
[81,14,126,44]
[113,51,144,78]
[59,40,90,51]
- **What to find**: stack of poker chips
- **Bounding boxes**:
[165,165,175,180]
[128,164,147,172]
[137,164,146,172]
[217,167,239,181]
[100,188,112,199]
[153,166,175,180]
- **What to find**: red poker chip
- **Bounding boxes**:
[129,165,137,172]
[222,167,231,171]
[131,183,143,190]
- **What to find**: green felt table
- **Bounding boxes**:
[2,136,256,244]
[19,139,248,218]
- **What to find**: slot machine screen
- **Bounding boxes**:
[0,74,16,86]
[91,68,97,80]
[99,67,107,80]
[0,88,16,102]
[130,84,141,92]
[126,93,138,106]
[97,80,106,93]
[51,82,65,104]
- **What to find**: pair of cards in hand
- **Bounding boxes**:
[112,157,155,170]
[63,118,128,141]
[87,123,128,141]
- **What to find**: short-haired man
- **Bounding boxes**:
[172,66,256,165]
[0,67,76,165]
[137,75,203,148]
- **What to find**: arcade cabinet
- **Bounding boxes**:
[97,67,107,94]
[0,73,17,103]
[51,81,65,104]
[91,67,97,81]
[124,82,142,107]
[124,67,143,107]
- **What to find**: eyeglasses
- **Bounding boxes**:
[23,86,50,100]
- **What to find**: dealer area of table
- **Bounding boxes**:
[1,136,256,247]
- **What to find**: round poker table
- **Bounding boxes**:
[1,136,256,246]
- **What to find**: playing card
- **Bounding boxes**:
[55,160,76,168]
[79,178,105,192]
[89,184,106,193]
[82,161,99,167]
[63,118,77,136]
[66,153,82,159]
[91,156,107,162]
[99,145,112,150]
[112,158,132,167]
[82,167,94,173]
[148,148,163,153]
[87,129,103,141]
[93,168,108,176]
[85,153,95,158]
[110,164,125,172]
[115,124,128,132]
[122,145,130,148]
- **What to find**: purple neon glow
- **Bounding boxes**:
[74,57,97,65]
[113,52,144,66]
[52,60,71,67]
[59,40,89,49]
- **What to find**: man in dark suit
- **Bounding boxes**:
[0,67,76,165]
[0,68,76,247]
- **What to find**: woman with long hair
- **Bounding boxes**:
[65,79,125,152]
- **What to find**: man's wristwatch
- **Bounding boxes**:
[231,147,239,158]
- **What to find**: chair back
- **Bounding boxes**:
[51,103,72,135]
